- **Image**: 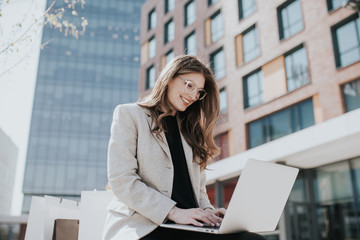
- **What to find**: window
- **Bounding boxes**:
[220,88,227,114]
[332,15,360,68]
[326,0,343,11]
[208,0,218,6]
[214,132,229,161]
[148,9,157,30]
[211,11,224,43]
[247,98,314,148]
[238,0,256,19]
[164,19,175,44]
[243,69,264,108]
[148,36,156,59]
[285,45,310,91]
[314,160,358,240]
[277,0,304,40]
[146,65,155,89]
[342,78,360,112]
[210,48,226,80]
[185,0,196,26]
[165,0,175,13]
[242,25,260,63]
[185,31,197,56]
[165,50,174,65]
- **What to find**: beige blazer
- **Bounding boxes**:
[102,103,214,240]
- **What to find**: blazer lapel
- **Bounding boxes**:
[143,108,172,161]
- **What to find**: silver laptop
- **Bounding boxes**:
[160,159,299,234]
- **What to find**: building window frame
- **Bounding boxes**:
[164,18,175,44]
[331,14,360,69]
[184,31,197,56]
[146,65,156,89]
[210,10,224,43]
[238,0,257,20]
[284,44,310,92]
[210,47,226,80]
[342,78,360,112]
[242,25,260,63]
[185,0,196,27]
[326,0,343,11]
[165,49,174,65]
[165,0,175,14]
[148,8,157,31]
[148,36,156,59]
[277,0,304,40]
[243,68,264,109]
[247,98,314,148]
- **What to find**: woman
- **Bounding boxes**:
[102,55,265,240]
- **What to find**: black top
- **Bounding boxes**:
[162,115,198,209]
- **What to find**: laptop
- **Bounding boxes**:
[160,159,299,234]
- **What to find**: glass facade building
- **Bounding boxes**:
[22,0,145,212]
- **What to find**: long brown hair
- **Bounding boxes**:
[138,55,220,168]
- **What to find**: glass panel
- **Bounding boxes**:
[185,1,196,26]
[298,98,314,129]
[248,120,264,148]
[285,47,309,91]
[269,109,291,140]
[149,10,157,30]
[165,20,175,43]
[241,0,256,18]
[211,12,224,42]
[243,27,260,63]
[315,161,353,203]
[336,19,360,67]
[212,49,226,80]
[165,50,174,64]
[206,185,215,206]
[223,179,237,208]
[220,88,227,113]
[185,32,197,56]
[330,0,343,10]
[165,0,175,13]
[351,157,360,194]
[147,66,156,89]
[149,37,156,59]
[281,0,303,39]
[245,70,264,108]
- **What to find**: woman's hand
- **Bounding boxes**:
[167,206,223,227]
[204,207,226,218]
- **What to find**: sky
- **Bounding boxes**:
[0,0,46,215]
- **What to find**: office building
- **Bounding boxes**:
[22,0,145,212]
[140,0,360,239]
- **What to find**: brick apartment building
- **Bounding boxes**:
[139,0,360,239]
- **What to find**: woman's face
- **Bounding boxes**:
[166,72,205,115]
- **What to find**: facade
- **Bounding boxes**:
[0,129,18,215]
[22,0,145,212]
[139,0,360,239]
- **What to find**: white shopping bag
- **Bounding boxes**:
[25,196,45,240]
[78,190,114,240]
[44,195,80,240]
[24,195,80,240]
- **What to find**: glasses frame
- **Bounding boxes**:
[178,76,207,100]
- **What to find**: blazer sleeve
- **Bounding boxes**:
[199,170,215,210]
[107,105,176,225]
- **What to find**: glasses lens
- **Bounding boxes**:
[185,81,195,92]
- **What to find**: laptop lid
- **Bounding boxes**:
[219,159,299,234]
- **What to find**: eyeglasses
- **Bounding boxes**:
[178,76,207,100]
